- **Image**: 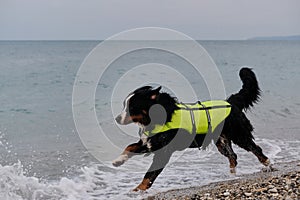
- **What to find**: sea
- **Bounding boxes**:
[0,40,299,200]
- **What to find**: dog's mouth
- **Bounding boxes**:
[115,113,147,125]
[115,114,132,125]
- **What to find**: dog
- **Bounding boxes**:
[113,68,270,191]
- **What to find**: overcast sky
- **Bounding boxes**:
[0,0,299,40]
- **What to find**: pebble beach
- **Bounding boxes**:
[146,161,300,200]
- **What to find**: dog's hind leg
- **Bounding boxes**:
[216,134,237,174]
[133,150,173,191]
[243,140,270,167]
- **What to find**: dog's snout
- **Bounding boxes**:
[115,115,122,124]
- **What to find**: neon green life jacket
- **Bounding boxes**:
[144,100,231,136]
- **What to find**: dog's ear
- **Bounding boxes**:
[153,86,161,93]
[150,86,161,100]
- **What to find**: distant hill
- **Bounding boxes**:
[248,35,300,40]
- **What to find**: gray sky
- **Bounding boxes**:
[0,0,299,40]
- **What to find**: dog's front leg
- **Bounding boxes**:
[133,150,172,191]
[112,140,146,167]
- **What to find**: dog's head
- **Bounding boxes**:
[115,86,162,125]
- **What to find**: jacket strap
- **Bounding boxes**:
[180,103,196,134]
[181,103,201,150]
[198,101,212,133]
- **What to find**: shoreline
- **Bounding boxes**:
[146,160,300,200]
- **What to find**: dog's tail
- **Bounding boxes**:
[227,68,260,110]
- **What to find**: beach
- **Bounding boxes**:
[147,161,300,199]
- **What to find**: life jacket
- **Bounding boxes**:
[144,100,231,136]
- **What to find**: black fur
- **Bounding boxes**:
[228,67,261,110]
[114,67,270,191]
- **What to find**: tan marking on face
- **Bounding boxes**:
[130,114,144,122]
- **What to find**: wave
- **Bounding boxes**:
[1,137,300,200]
[0,161,101,200]
[0,160,154,200]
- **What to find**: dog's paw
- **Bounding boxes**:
[112,154,128,167]
[230,167,236,174]
[112,160,124,167]
[132,179,152,192]
[133,185,148,192]
[132,187,141,192]
[260,159,277,172]
[262,158,271,166]
[261,164,277,172]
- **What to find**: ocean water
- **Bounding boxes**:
[0,40,300,199]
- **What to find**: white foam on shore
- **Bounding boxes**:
[1,137,299,199]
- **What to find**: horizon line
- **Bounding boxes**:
[1,34,299,42]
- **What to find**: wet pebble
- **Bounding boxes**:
[148,168,300,200]
[244,192,252,197]
[223,191,230,196]
[268,188,278,193]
